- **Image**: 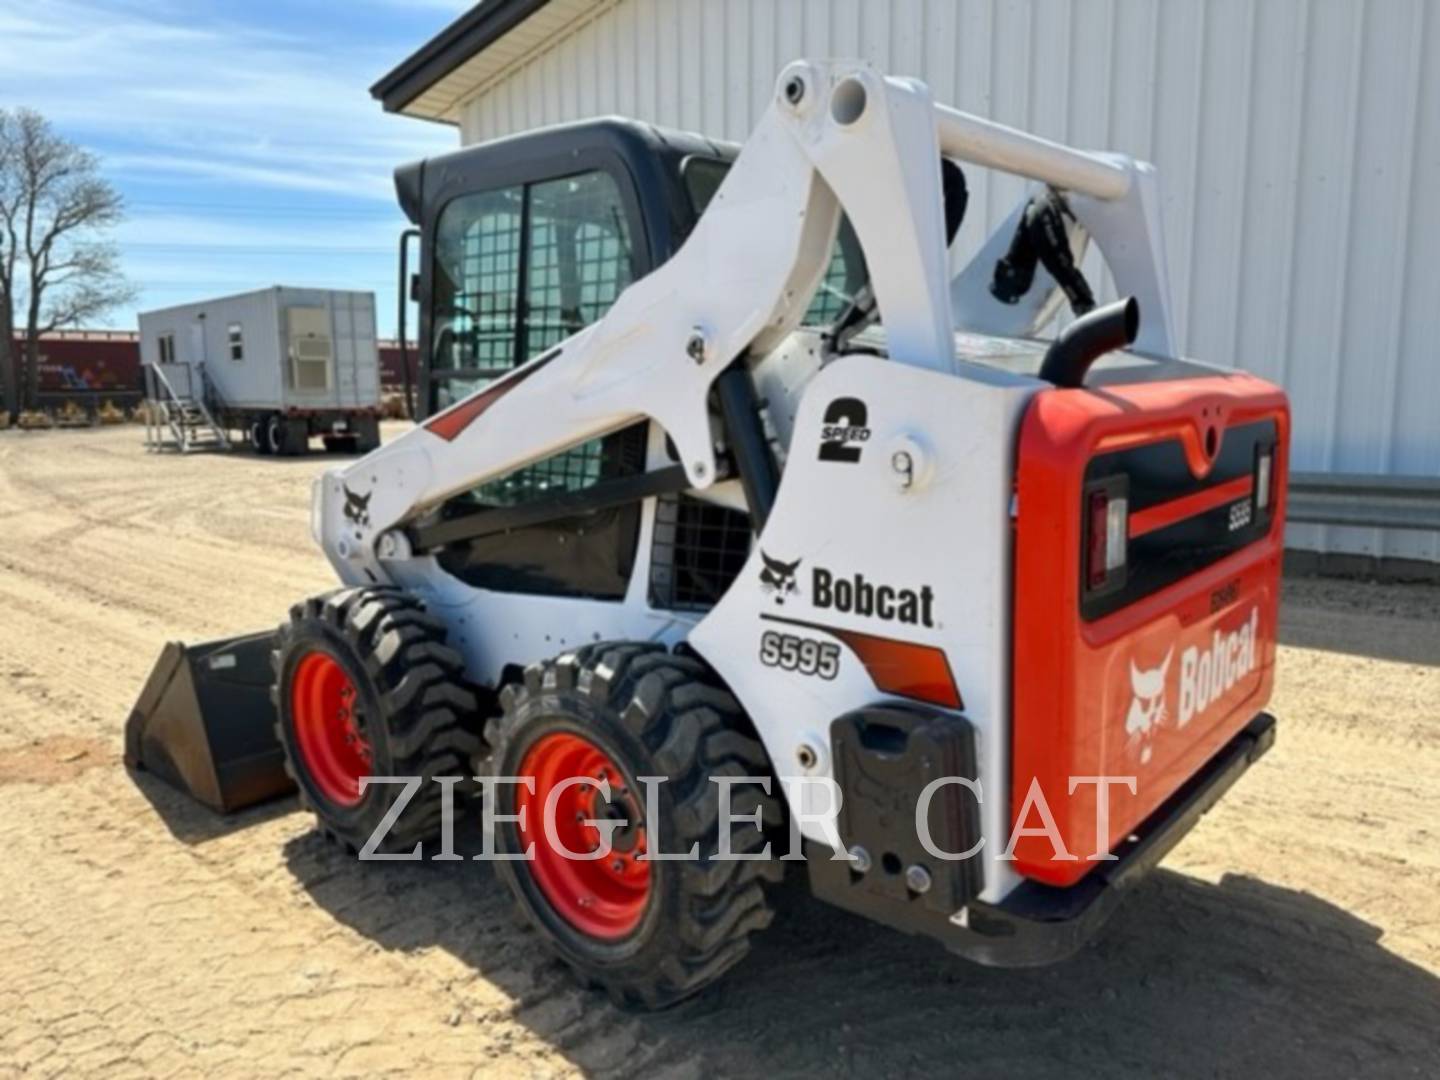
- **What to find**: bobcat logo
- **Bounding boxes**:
[1125,647,1173,764]
[758,551,801,605]
[343,485,372,528]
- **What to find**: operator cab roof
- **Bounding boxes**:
[393,117,737,261]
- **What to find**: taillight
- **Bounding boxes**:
[1086,488,1128,590]
[1255,447,1274,512]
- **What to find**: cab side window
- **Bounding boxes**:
[525,172,635,356]
[429,169,645,600]
[431,185,524,406]
[430,170,634,412]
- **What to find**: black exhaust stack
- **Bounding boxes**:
[1039,297,1140,388]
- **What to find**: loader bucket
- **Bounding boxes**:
[124,631,296,813]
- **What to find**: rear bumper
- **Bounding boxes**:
[807,712,1276,967]
[953,712,1276,966]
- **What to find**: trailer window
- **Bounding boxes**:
[227,323,244,361]
[158,334,175,364]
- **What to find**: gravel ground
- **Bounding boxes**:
[1,424,1438,1078]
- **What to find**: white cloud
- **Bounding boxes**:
[0,0,457,203]
[113,211,395,252]
[0,0,464,331]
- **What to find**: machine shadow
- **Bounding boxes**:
[283,818,1440,1077]
[129,766,298,844]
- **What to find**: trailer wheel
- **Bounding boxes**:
[351,415,381,454]
[272,587,482,853]
[484,644,784,1009]
[267,414,308,456]
[250,417,272,454]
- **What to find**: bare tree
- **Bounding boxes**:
[0,109,134,416]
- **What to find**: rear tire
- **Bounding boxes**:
[250,417,272,454]
[484,643,784,1009]
[267,414,307,456]
[272,587,481,852]
[351,414,381,454]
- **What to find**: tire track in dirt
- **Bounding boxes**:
[2,425,1438,1077]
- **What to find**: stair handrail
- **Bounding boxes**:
[146,361,191,449]
[188,362,230,449]
[145,361,227,451]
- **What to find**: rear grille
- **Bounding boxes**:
[649,494,751,611]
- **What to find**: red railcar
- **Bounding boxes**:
[9,333,417,399]
[11,331,142,393]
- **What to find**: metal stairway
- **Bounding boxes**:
[143,362,230,453]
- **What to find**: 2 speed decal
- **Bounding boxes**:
[759,630,840,680]
[818,397,871,464]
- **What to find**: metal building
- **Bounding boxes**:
[374,0,1440,565]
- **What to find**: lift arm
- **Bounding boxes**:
[314,59,1175,588]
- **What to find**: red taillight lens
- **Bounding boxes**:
[1087,491,1109,589]
[1087,488,1128,590]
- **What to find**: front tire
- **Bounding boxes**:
[272,587,481,852]
[484,643,784,1009]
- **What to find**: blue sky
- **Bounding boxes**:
[0,0,470,338]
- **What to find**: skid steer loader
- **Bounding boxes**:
[127,60,1287,1007]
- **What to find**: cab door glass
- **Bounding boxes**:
[525,171,635,357]
[431,168,647,598]
[430,171,635,412]
[431,185,522,407]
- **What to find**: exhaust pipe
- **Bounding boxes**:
[1039,296,1140,388]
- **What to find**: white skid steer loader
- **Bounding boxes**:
[127,60,1288,1008]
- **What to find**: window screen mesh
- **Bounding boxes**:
[804,244,854,325]
[526,172,634,356]
[649,494,752,611]
[430,170,635,417]
[432,185,523,382]
[459,422,648,510]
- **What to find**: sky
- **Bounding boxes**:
[0,0,471,338]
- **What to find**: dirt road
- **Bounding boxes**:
[2,424,1438,1078]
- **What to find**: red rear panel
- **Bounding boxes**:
[1011,372,1289,886]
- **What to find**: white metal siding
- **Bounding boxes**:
[453,0,1440,562]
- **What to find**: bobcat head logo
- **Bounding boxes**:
[758,551,801,605]
[343,485,372,528]
[1125,647,1173,764]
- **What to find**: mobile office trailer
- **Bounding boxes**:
[138,287,383,455]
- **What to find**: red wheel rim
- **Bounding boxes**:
[516,732,650,939]
[290,650,373,807]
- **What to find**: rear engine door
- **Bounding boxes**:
[1011,372,1289,885]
